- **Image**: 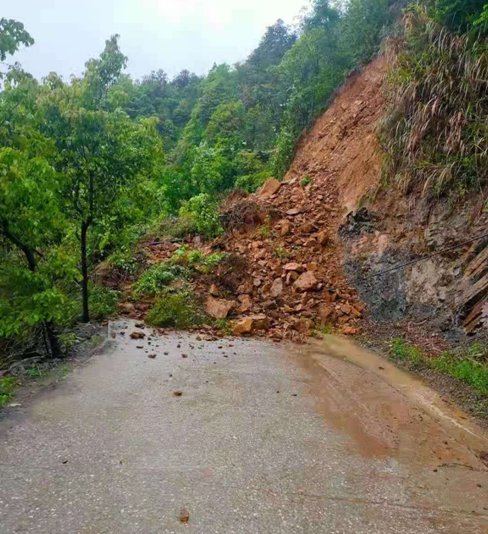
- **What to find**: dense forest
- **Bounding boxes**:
[1,0,487,363]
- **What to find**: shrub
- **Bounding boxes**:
[179,193,223,238]
[133,263,189,296]
[170,245,226,273]
[145,291,204,328]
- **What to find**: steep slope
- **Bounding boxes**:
[285,56,387,212]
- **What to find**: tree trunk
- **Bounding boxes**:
[81,220,90,323]
[41,320,62,359]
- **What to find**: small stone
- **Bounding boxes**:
[270,278,283,298]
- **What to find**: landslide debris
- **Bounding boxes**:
[114,59,392,341]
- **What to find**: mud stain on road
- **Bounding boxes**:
[294,335,488,473]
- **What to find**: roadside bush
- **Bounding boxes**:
[390,337,488,395]
[145,291,204,328]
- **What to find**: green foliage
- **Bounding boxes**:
[179,194,223,238]
[133,263,189,295]
[390,337,424,367]
[427,0,488,34]
[152,215,197,239]
[317,323,334,335]
[170,245,226,273]
[433,344,488,395]
[301,174,312,187]
[0,18,34,63]
[235,171,271,193]
[381,6,488,197]
[88,285,120,320]
[145,291,204,328]
[25,367,41,379]
[0,376,18,408]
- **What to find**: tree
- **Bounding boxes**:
[0,18,34,62]
[0,148,76,354]
[41,37,163,322]
[248,20,297,70]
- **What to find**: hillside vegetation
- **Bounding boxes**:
[1,0,487,364]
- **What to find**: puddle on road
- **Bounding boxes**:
[294,335,488,470]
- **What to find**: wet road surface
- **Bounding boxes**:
[1,320,487,533]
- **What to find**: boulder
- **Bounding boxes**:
[299,222,315,234]
[286,207,301,216]
[233,318,254,336]
[249,314,270,331]
[258,178,281,198]
[233,315,270,336]
[294,271,319,292]
[317,231,329,246]
[279,219,291,237]
[205,296,234,319]
[118,302,136,315]
[317,304,335,324]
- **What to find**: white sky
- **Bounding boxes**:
[4,0,308,81]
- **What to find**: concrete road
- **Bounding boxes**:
[1,320,488,534]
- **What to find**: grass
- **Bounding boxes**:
[215,318,233,335]
[145,291,205,329]
[381,6,488,198]
[0,377,18,408]
[300,174,312,187]
[389,338,488,396]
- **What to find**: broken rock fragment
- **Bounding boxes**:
[130,332,145,339]
[270,278,283,298]
[205,296,234,319]
[294,272,319,292]
[258,178,281,198]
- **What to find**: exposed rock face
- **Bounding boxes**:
[205,296,234,319]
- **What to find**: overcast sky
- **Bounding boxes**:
[4,0,308,82]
